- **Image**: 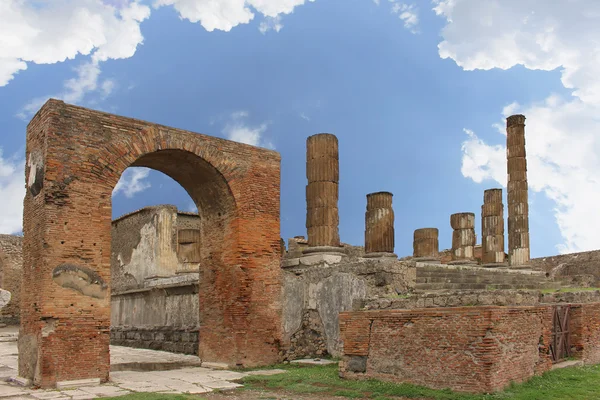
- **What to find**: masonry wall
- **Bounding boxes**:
[110,207,201,354]
[530,250,600,287]
[339,306,554,393]
[0,235,23,324]
[282,256,415,359]
[569,303,600,364]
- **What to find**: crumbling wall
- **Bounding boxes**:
[110,207,201,354]
[0,234,23,324]
[339,306,553,393]
[530,250,600,287]
[281,255,415,359]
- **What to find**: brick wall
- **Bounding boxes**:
[339,306,554,393]
[530,250,600,286]
[21,99,282,387]
[0,235,23,324]
[569,303,600,364]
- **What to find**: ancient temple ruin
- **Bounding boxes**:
[2,100,600,394]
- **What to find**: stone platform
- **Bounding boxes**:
[0,326,285,399]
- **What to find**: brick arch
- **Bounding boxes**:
[20,99,283,388]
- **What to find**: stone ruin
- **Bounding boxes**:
[2,100,600,393]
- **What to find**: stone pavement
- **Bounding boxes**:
[0,326,286,399]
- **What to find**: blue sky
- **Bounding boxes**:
[1,0,598,258]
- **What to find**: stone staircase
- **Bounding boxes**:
[414,263,566,292]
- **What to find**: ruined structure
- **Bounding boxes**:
[110,206,201,354]
[449,213,476,264]
[364,192,395,257]
[305,133,341,251]
[0,234,23,324]
[413,228,439,261]
[14,101,600,394]
[507,114,530,266]
[21,99,282,388]
[481,189,506,266]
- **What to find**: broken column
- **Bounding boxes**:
[364,192,396,257]
[449,212,476,265]
[481,188,506,266]
[507,114,530,266]
[413,228,439,261]
[305,133,342,254]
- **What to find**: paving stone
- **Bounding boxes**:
[245,369,287,376]
[78,386,130,398]
[200,380,243,390]
[0,386,30,398]
[29,392,65,400]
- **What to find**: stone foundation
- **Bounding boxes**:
[282,255,415,359]
[110,326,199,355]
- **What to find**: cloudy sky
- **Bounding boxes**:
[0,0,596,258]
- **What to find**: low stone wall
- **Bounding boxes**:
[110,274,199,355]
[282,255,415,359]
[110,326,199,355]
[339,302,600,393]
[339,305,553,393]
[360,289,600,310]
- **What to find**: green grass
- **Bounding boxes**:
[100,363,600,400]
[240,363,600,400]
[540,287,600,294]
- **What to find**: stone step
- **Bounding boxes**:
[415,276,551,285]
[416,264,546,276]
[416,269,547,278]
[415,282,562,291]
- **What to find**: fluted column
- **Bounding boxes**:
[413,228,439,261]
[449,212,477,265]
[364,192,395,257]
[507,115,530,266]
[305,133,341,251]
[481,189,506,266]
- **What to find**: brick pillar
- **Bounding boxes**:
[481,189,506,266]
[507,114,530,266]
[305,133,342,254]
[413,228,439,261]
[449,213,477,265]
[364,192,396,257]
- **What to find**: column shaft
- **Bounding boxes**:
[481,188,505,265]
[365,192,394,254]
[507,115,530,266]
[306,134,340,247]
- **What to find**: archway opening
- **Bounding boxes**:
[109,149,237,367]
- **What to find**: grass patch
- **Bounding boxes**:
[240,362,600,400]
[540,287,600,294]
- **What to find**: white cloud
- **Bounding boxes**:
[436,0,600,253]
[259,15,283,34]
[113,167,151,198]
[390,1,419,33]
[300,112,310,121]
[153,0,314,32]
[222,111,273,148]
[0,150,24,234]
[2,0,150,118]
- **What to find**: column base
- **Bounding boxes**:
[302,246,347,257]
[363,252,397,259]
[481,263,508,268]
[412,257,440,263]
[508,264,532,270]
[447,259,478,265]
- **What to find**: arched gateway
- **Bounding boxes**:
[20,99,283,388]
